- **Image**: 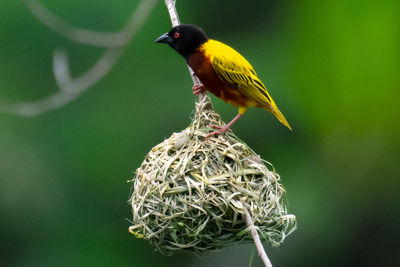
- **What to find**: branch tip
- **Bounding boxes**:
[243,203,273,267]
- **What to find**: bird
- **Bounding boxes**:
[155,24,291,137]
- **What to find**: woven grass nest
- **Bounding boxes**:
[129,95,296,255]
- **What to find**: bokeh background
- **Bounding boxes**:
[1,0,399,266]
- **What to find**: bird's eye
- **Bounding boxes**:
[174,32,180,39]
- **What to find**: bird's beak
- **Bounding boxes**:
[155,33,172,44]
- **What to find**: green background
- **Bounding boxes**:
[1,0,399,266]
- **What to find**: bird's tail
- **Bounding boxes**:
[265,105,292,131]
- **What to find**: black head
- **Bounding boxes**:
[155,24,209,58]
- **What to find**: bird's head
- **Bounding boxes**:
[155,24,209,58]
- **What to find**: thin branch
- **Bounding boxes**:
[162,5,271,264]
[53,48,72,90]
[243,203,273,267]
[0,0,158,117]
[0,48,122,117]
[165,0,180,27]
[163,0,203,96]
[23,0,154,47]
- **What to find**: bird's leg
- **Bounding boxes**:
[192,84,206,95]
[206,113,242,138]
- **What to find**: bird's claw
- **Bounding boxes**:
[209,124,232,132]
[192,84,205,95]
[205,125,232,138]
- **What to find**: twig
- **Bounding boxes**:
[163,0,203,99]
[243,203,273,267]
[0,48,122,116]
[162,2,271,264]
[53,49,72,90]
[0,0,158,117]
[23,0,152,47]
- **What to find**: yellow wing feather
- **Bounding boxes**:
[199,40,292,130]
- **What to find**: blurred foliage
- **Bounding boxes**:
[0,0,399,266]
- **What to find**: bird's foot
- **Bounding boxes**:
[209,124,233,131]
[192,84,205,95]
[206,125,232,138]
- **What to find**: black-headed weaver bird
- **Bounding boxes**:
[156,24,291,137]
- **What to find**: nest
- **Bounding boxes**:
[129,95,296,255]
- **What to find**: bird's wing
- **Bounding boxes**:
[202,40,291,130]
[209,41,274,108]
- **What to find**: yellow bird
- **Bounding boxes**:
[156,24,291,137]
